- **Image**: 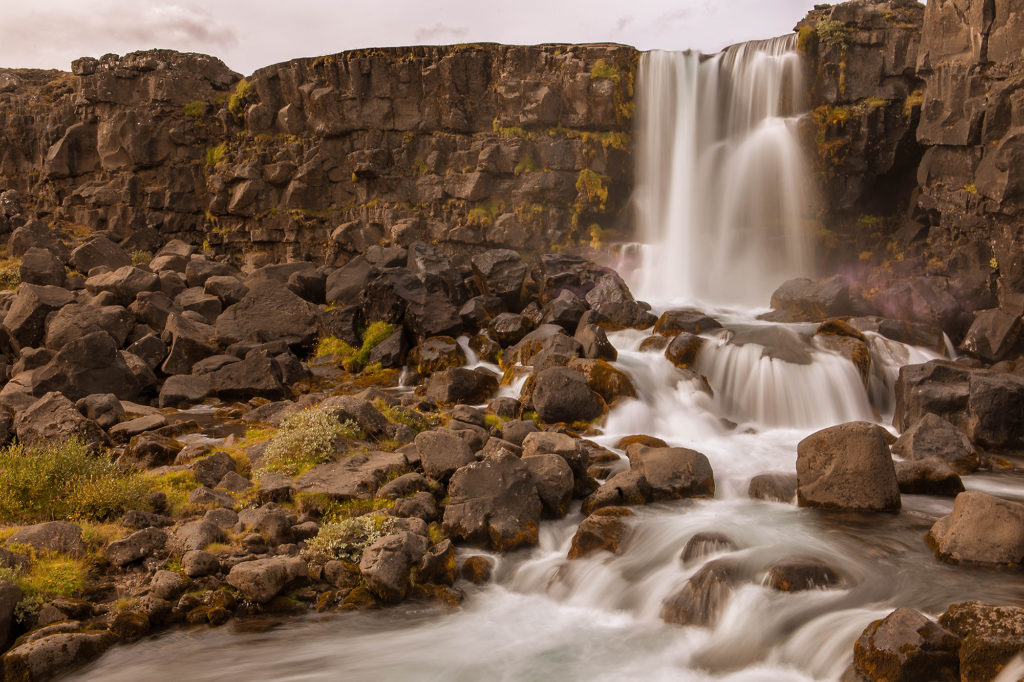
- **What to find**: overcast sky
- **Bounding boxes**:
[0,0,822,75]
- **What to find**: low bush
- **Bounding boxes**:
[254,408,361,477]
[300,515,395,564]
[0,439,149,523]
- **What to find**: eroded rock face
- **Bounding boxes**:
[796,421,900,512]
[939,601,1024,682]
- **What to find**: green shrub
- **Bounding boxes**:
[590,59,620,83]
[0,439,150,523]
[228,78,254,118]
[315,321,396,373]
[254,408,361,477]
[817,18,851,49]
[0,258,20,290]
[0,552,91,624]
[514,154,540,176]
[301,514,395,564]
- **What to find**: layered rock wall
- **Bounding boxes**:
[0,44,637,266]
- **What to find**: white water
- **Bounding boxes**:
[70,38,1024,682]
[633,37,812,307]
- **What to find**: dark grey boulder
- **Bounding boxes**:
[7,521,85,557]
[415,429,476,482]
[215,280,318,349]
[84,266,160,305]
[424,367,499,405]
[892,413,978,473]
[3,283,75,350]
[15,391,108,448]
[44,303,133,350]
[32,331,139,401]
[359,531,429,603]
[471,249,526,308]
[104,528,168,567]
[19,247,64,286]
[226,555,307,603]
[75,393,125,429]
[69,236,131,273]
[160,313,217,375]
[530,366,605,423]
[628,446,715,500]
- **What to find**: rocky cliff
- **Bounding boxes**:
[0,44,637,266]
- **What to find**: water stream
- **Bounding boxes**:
[69,37,1024,681]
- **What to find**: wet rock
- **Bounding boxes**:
[442,451,542,551]
[892,413,979,473]
[567,507,633,559]
[927,491,1024,566]
[15,391,108,448]
[294,451,407,501]
[581,471,652,515]
[567,358,637,405]
[958,308,1022,362]
[418,539,457,586]
[7,521,85,557]
[424,367,499,404]
[680,532,737,563]
[530,366,605,423]
[661,559,741,627]
[541,290,586,333]
[359,531,429,603]
[654,309,722,336]
[488,313,534,346]
[748,472,797,503]
[226,555,308,604]
[501,419,540,446]
[415,429,476,482]
[763,558,841,592]
[459,556,493,584]
[664,332,705,369]
[850,607,960,682]
[939,601,1024,682]
[523,453,574,517]
[796,421,900,512]
[574,323,617,361]
[894,459,965,497]
[1,631,116,682]
[104,528,167,567]
[628,446,715,500]
[767,275,852,322]
[965,370,1024,450]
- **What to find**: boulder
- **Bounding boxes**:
[567,507,633,559]
[84,266,160,305]
[939,601,1024,682]
[204,275,249,306]
[206,353,285,401]
[850,608,960,682]
[7,521,85,556]
[75,393,125,430]
[7,220,69,261]
[892,413,979,473]
[409,336,465,375]
[415,429,475,482]
[680,532,737,563]
[796,421,900,512]
[654,309,722,336]
[959,308,1022,362]
[748,472,797,503]
[966,371,1024,449]
[18,247,64,287]
[3,284,75,350]
[487,313,534,347]
[190,451,237,488]
[661,559,741,627]
[182,550,220,578]
[459,295,505,330]
[130,290,178,331]
[628,446,715,500]
[358,531,429,603]
[294,451,407,501]
[581,471,652,515]
[15,391,108,448]
[664,332,705,369]
[530,366,606,423]
[417,539,457,586]
[442,451,542,551]
[158,374,212,408]
[926,491,1024,566]
[394,492,439,523]
[215,280,318,349]
[236,504,292,546]
[318,395,389,437]
[123,432,182,468]
[541,290,586,333]
[325,256,374,305]
[424,367,499,404]
[523,453,574,517]
[376,472,432,500]
[69,236,131,273]
[0,581,21,648]
[574,323,617,361]
[1,631,116,682]
[471,249,526,308]
[160,313,217,375]
[894,459,965,497]
[104,528,167,567]
[226,555,308,603]
[184,257,239,288]
[169,520,226,553]
[768,275,852,322]
[32,330,139,401]
[762,558,841,591]
[567,358,637,405]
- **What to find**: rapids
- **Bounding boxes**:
[68,37,1024,682]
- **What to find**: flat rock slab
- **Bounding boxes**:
[295,451,408,500]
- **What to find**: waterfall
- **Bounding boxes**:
[633,36,812,308]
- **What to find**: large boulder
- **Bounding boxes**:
[959,308,1022,362]
[19,247,64,287]
[69,236,131,273]
[104,528,168,567]
[849,608,960,682]
[31,331,139,401]
[424,367,499,405]
[767,275,852,322]
[325,256,374,305]
[522,453,574,517]
[415,429,476,482]
[628,446,715,500]
[939,601,1024,682]
[530,366,606,423]
[894,459,965,497]
[892,413,979,473]
[205,353,285,401]
[2,631,116,681]
[2,283,75,350]
[581,471,652,515]
[215,280,318,349]
[892,361,972,433]
[160,313,218,375]
[358,531,429,603]
[796,421,900,512]
[471,249,527,308]
[43,304,133,350]
[653,309,722,336]
[408,336,464,375]
[7,521,85,556]
[567,507,632,559]
[567,358,637,405]
[14,392,108,448]
[84,266,160,305]
[442,451,542,551]
[226,555,308,603]
[661,559,741,627]
[926,491,1024,566]
[294,451,407,501]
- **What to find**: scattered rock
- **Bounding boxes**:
[849,607,960,682]
[530,366,606,423]
[939,601,1024,682]
[927,491,1024,566]
[104,528,168,567]
[796,421,900,512]
[661,559,741,627]
[894,459,965,497]
[892,413,979,474]
[415,429,476,482]
[226,555,308,604]
[581,471,652,515]
[628,446,715,501]
[762,558,841,591]
[359,531,428,603]
[567,507,633,559]
[7,521,85,557]
[459,556,494,584]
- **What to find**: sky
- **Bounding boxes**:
[0,0,822,75]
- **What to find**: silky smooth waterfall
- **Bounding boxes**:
[633,36,812,307]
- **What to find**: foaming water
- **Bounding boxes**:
[633,37,812,307]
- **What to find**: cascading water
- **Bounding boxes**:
[69,39,1023,682]
[632,37,812,307]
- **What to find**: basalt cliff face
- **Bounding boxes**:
[0,1,1022,335]
[0,44,637,266]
